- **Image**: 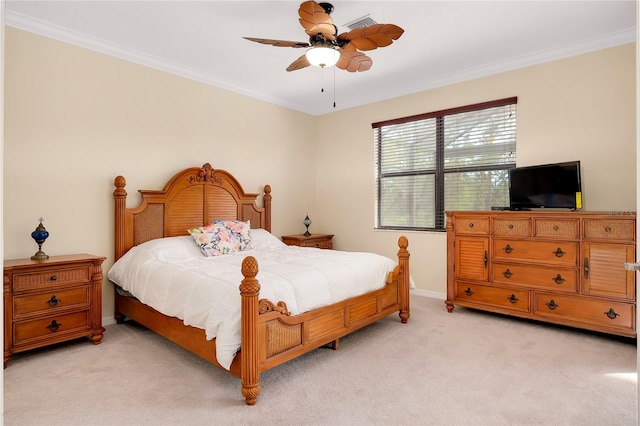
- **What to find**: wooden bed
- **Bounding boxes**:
[112,163,411,405]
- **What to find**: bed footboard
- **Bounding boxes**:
[239,236,410,405]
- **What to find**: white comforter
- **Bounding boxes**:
[107,229,399,370]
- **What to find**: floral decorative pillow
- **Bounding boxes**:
[188,220,252,257]
[214,219,252,251]
[188,222,241,257]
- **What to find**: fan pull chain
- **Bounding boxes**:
[333,65,336,108]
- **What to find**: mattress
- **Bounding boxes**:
[107,229,400,369]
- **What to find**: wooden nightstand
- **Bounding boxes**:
[281,234,334,249]
[3,254,106,367]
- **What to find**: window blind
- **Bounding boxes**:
[373,97,517,231]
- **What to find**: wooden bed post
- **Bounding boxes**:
[397,236,410,323]
[263,185,272,233]
[113,176,127,261]
[240,256,261,405]
[113,176,127,324]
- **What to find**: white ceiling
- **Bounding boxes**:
[5,1,637,116]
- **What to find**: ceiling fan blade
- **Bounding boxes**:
[298,1,336,41]
[336,50,372,72]
[337,24,404,51]
[243,37,310,48]
[286,54,311,72]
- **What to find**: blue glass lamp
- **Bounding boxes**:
[303,214,312,237]
[31,218,50,260]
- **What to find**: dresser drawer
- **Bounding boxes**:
[492,218,531,236]
[455,282,529,312]
[454,217,489,235]
[534,219,579,238]
[13,311,91,346]
[492,262,577,292]
[493,239,578,266]
[584,219,635,241]
[13,286,90,318]
[12,266,90,292]
[534,293,635,332]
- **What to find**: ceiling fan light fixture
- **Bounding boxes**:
[305,46,340,68]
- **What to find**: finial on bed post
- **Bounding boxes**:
[263,185,272,232]
[240,256,261,405]
[114,176,127,261]
[397,236,410,323]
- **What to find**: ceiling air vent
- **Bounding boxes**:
[344,14,377,30]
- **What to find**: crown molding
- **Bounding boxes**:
[5,10,298,111]
[6,10,636,116]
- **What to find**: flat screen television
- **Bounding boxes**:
[509,161,582,210]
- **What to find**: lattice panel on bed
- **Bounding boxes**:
[243,205,263,229]
[264,321,302,358]
[134,204,164,246]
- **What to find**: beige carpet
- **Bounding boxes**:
[3,296,637,426]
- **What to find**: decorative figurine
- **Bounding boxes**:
[31,217,50,260]
[303,214,312,237]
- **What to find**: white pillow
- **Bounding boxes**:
[250,228,287,250]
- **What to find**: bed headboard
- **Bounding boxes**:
[113,163,271,260]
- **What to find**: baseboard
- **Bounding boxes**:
[411,288,446,300]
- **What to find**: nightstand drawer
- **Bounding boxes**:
[13,311,91,345]
[13,286,90,317]
[13,266,90,292]
[282,234,334,249]
[303,239,332,249]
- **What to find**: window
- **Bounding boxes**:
[373,97,517,231]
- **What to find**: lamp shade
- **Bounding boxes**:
[305,47,340,68]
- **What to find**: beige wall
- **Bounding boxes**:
[314,43,636,297]
[3,27,636,319]
[3,28,317,318]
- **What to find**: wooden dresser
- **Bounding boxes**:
[281,234,334,249]
[3,254,106,366]
[445,211,636,337]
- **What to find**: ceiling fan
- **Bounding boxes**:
[243,1,404,72]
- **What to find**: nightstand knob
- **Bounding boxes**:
[46,320,61,332]
[46,295,61,307]
[49,275,57,282]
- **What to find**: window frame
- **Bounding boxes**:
[373,97,517,232]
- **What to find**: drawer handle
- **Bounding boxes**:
[46,320,61,332]
[49,275,58,282]
[604,308,620,320]
[468,223,474,228]
[507,294,519,304]
[545,300,559,310]
[46,295,61,307]
[508,224,513,229]
[502,269,513,279]
[553,247,565,257]
[464,288,474,296]
[553,225,559,231]
[584,258,590,278]
[605,226,612,233]
[503,244,513,254]
[552,274,566,284]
